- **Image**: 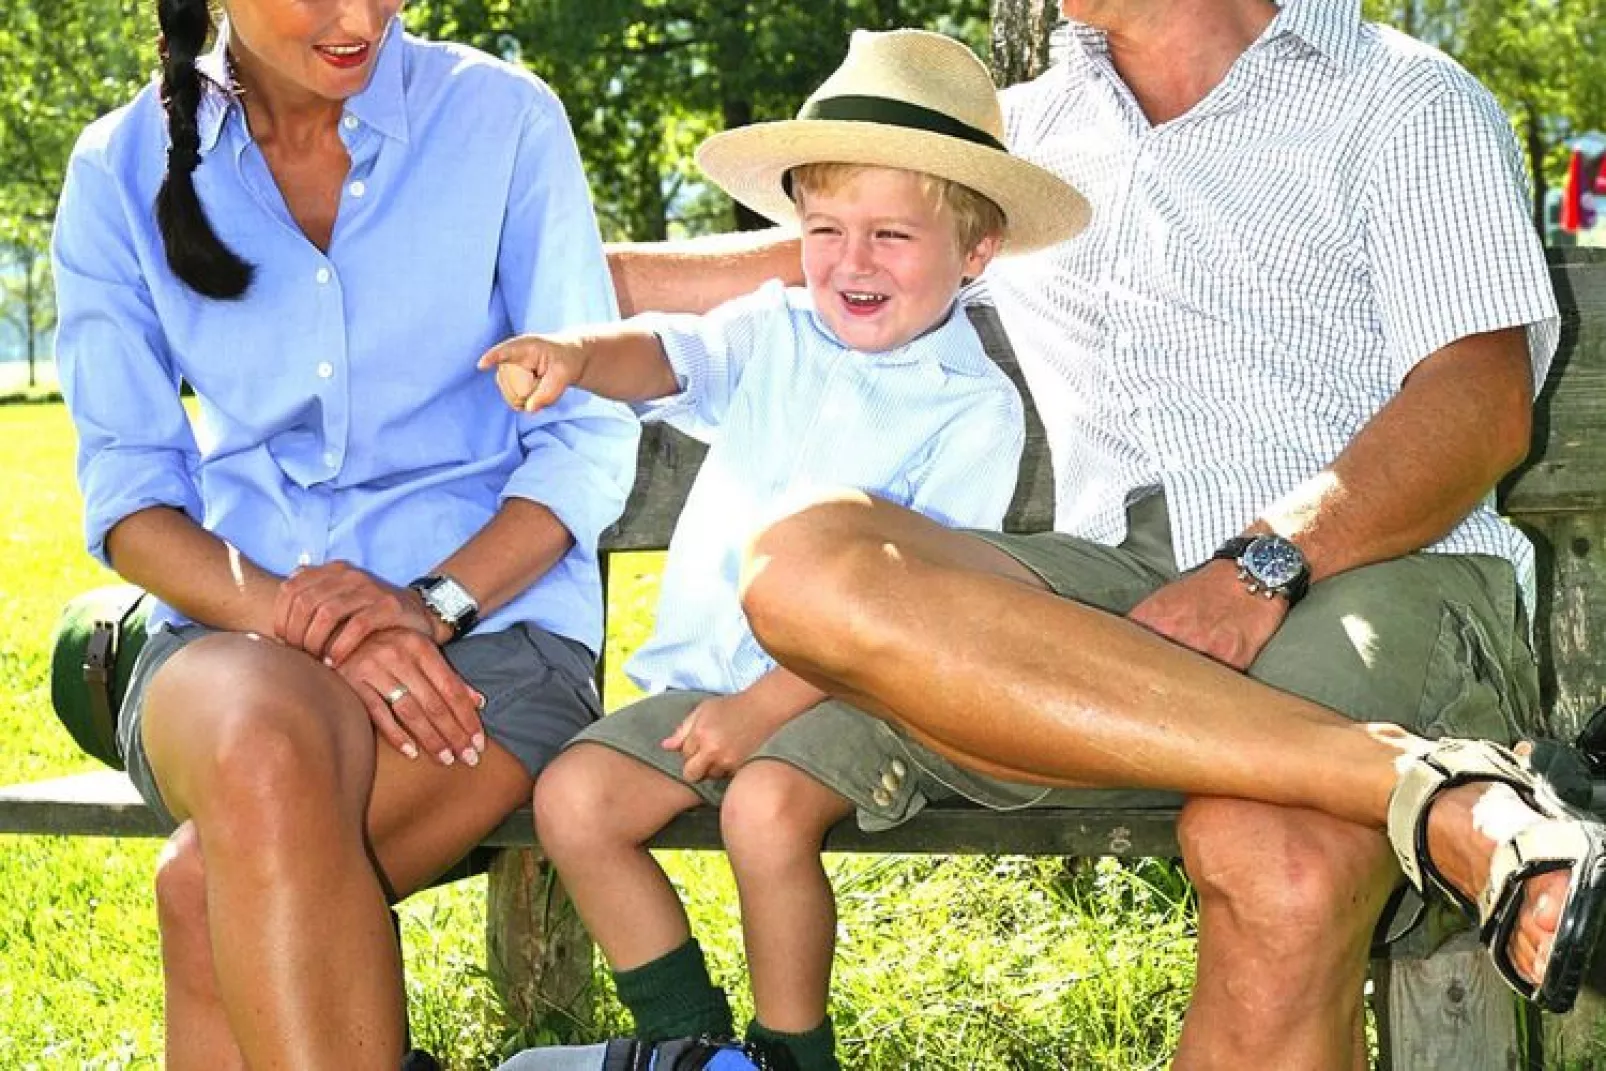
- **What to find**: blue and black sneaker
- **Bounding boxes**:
[497,1035,797,1071]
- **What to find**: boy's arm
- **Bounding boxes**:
[664,667,827,782]
[480,325,681,412]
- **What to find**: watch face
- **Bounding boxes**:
[1243,536,1306,590]
[426,578,477,623]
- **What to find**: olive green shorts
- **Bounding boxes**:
[576,493,1541,848]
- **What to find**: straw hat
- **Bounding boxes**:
[696,29,1089,255]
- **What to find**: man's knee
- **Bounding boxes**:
[1179,797,1395,950]
[740,492,892,667]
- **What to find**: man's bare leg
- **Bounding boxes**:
[741,492,1566,986]
[1176,798,1398,1071]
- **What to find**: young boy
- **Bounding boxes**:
[480,29,1087,1071]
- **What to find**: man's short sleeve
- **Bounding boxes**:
[1362,75,1558,391]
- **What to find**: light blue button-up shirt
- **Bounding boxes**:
[51,21,638,653]
[626,281,1024,696]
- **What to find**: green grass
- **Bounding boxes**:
[0,401,1197,1069]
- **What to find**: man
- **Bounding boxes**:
[612,3,1588,1067]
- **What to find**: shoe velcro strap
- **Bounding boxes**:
[1479,819,1589,931]
[1386,740,1530,907]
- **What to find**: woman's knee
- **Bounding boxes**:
[154,823,208,933]
[148,641,364,840]
[721,761,842,870]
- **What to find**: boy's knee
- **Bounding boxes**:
[721,762,838,864]
[533,747,613,850]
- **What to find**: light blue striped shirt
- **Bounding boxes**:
[51,21,638,653]
[988,0,1557,612]
[626,281,1024,695]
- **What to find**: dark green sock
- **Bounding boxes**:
[747,1017,839,1071]
[611,938,734,1044]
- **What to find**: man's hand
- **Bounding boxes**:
[477,333,590,414]
[274,561,441,665]
[335,626,486,766]
[663,690,800,783]
[1127,559,1290,671]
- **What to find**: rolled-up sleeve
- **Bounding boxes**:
[52,137,203,566]
[494,92,638,551]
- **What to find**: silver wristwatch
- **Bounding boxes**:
[408,574,480,642]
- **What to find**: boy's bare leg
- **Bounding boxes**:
[721,760,855,1033]
[533,743,705,967]
[741,492,1566,987]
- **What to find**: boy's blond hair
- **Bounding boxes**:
[788,162,1007,254]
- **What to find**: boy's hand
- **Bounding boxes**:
[663,690,800,782]
[477,334,588,413]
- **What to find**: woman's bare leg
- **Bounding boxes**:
[144,633,538,1071]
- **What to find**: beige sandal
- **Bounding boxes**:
[1386,738,1606,1013]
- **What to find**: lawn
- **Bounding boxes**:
[0,401,1196,1069]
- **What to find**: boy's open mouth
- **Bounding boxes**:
[841,290,889,312]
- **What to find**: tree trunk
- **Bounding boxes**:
[1525,102,1549,236]
[989,0,1058,88]
[23,248,37,389]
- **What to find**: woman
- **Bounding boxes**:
[50,0,636,1066]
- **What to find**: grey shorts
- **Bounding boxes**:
[118,622,602,830]
[577,493,1540,843]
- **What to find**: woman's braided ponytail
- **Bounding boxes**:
[155,0,253,299]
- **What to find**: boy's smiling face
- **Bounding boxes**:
[798,167,999,353]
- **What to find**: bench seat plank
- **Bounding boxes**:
[0,769,1183,858]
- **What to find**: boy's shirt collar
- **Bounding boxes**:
[796,289,997,376]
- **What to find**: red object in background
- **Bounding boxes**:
[1562,151,1584,232]
[1562,140,1606,234]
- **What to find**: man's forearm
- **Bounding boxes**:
[607,230,803,317]
[1257,326,1534,582]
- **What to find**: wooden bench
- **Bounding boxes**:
[3,247,1603,1068]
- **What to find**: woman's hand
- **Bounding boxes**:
[336,626,486,766]
[274,561,441,666]
[477,333,590,414]
[662,689,799,782]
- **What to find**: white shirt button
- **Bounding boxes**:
[316,362,334,379]
[324,451,338,468]
[348,180,367,198]
[297,551,312,566]
[315,267,331,285]
[343,115,359,130]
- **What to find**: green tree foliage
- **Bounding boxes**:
[1365,0,1606,226]
[0,0,153,254]
[406,0,989,241]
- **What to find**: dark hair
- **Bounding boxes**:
[156,0,253,299]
